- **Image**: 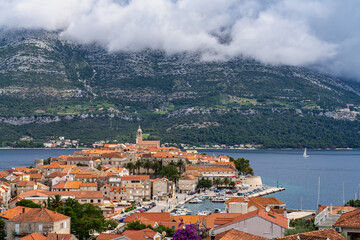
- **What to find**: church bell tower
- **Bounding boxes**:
[136,125,143,144]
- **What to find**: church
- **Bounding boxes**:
[136,126,160,149]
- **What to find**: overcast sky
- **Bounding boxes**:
[0,0,359,79]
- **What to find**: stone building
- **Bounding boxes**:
[6,208,70,240]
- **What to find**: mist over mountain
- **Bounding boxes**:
[1,28,360,148]
[0,0,360,80]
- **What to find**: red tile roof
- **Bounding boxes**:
[0,206,32,220]
[334,209,360,227]
[120,228,159,240]
[124,212,170,223]
[97,233,123,240]
[121,175,150,181]
[214,209,288,229]
[46,233,76,240]
[275,228,345,240]
[204,229,268,240]
[18,233,47,240]
[10,208,69,222]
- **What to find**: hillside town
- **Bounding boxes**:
[0,127,356,240]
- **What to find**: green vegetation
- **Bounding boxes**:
[230,157,254,176]
[284,219,316,236]
[345,199,360,207]
[160,165,180,182]
[197,178,213,189]
[49,197,117,240]
[125,220,175,237]
[16,199,42,208]
[125,205,136,212]
[0,220,6,240]
[2,29,360,149]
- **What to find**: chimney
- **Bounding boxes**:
[211,230,215,240]
[22,207,26,214]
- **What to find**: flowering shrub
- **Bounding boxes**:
[173,219,209,240]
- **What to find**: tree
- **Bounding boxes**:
[229,181,236,188]
[214,178,220,188]
[284,219,316,236]
[230,157,254,176]
[47,195,63,210]
[223,177,230,188]
[55,198,115,240]
[135,160,143,174]
[177,159,185,173]
[144,160,152,175]
[125,220,152,230]
[16,199,41,208]
[345,199,360,207]
[126,162,136,175]
[197,178,213,190]
[96,164,102,171]
[160,165,179,182]
[151,161,161,177]
[0,220,6,240]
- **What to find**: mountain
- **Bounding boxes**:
[1,29,360,148]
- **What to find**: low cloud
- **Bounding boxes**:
[0,0,359,79]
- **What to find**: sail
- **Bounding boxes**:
[303,148,309,157]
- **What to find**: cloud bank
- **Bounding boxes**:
[0,0,359,79]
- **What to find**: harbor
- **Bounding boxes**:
[169,186,286,216]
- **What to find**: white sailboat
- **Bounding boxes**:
[303,148,309,158]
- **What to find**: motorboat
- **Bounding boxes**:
[189,197,203,203]
[212,196,226,203]
[197,210,211,215]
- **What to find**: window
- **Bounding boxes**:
[90,200,94,203]
[39,224,43,231]
[64,222,67,229]
[15,224,19,233]
[28,223,31,232]
[61,223,64,229]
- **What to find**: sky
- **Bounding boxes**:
[0,0,359,80]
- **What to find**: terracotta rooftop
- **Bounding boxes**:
[120,228,159,240]
[204,229,268,240]
[0,206,32,220]
[18,233,47,240]
[97,233,123,240]
[10,208,70,222]
[124,212,170,223]
[46,233,76,240]
[186,166,236,172]
[334,209,360,227]
[275,228,345,240]
[213,209,288,229]
[45,171,66,178]
[17,180,36,187]
[121,175,150,181]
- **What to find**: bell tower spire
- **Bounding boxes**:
[136,125,143,144]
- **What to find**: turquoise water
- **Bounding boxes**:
[184,198,226,214]
[1,148,360,210]
[200,149,360,210]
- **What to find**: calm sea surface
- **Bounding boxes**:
[1,148,360,210]
[200,149,360,210]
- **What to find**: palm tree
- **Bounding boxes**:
[135,160,143,175]
[214,178,220,188]
[126,162,135,175]
[144,160,152,175]
[50,195,63,209]
[230,181,236,189]
[177,159,185,173]
[223,177,230,188]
